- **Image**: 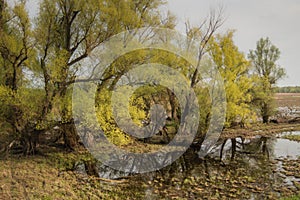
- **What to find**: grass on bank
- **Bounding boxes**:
[282,135,300,142]
[0,148,145,200]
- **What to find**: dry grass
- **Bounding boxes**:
[275,93,300,107]
[0,149,144,200]
[222,123,300,139]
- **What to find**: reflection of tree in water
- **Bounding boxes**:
[219,136,275,161]
[75,137,293,199]
[82,137,291,198]
[135,138,285,199]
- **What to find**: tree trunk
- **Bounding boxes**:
[61,121,80,150]
[231,138,236,160]
[21,135,37,155]
[84,160,99,177]
[19,125,42,155]
[262,115,269,123]
[261,103,269,123]
[0,0,3,28]
[167,89,179,122]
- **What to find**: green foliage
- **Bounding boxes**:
[33,0,172,120]
[0,84,44,143]
[249,37,286,86]
[275,86,300,93]
[98,90,128,145]
[17,88,45,121]
[0,0,33,90]
[0,0,289,154]
[96,88,149,145]
[29,0,173,149]
[209,31,255,127]
[280,195,300,200]
[282,135,300,142]
[248,37,286,123]
[0,85,15,132]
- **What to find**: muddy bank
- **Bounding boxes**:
[221,123,300,139]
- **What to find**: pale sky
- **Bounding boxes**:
[166,0,300,86]
[24,0,300,86]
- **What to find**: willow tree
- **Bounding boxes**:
[209,31,254,127]
[0,0,43,155]
[248,37,286,123]
[34,0,172,149]
[149,8,225,138]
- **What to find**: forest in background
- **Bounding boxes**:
[275,86,300,93]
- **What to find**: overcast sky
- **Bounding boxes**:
[25,0,299,86]
[166,0,300,86]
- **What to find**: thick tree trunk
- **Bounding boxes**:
[61,121,80,150]
[21,135,37,155]
[19,125,42,155]
[0,0,3,27]
[261,103,270,123]
[262,115,269,124]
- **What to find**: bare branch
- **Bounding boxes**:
[187,7,225,87]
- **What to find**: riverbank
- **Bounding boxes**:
[222,123,300,139]
[1,123,300,199]
[0,150,143,199]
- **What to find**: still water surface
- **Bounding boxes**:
[86,132,300,199]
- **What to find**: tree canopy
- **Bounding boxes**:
[0,0,288,155]
[248,37,286,123]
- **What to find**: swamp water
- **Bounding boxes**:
[77,132,300,199]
